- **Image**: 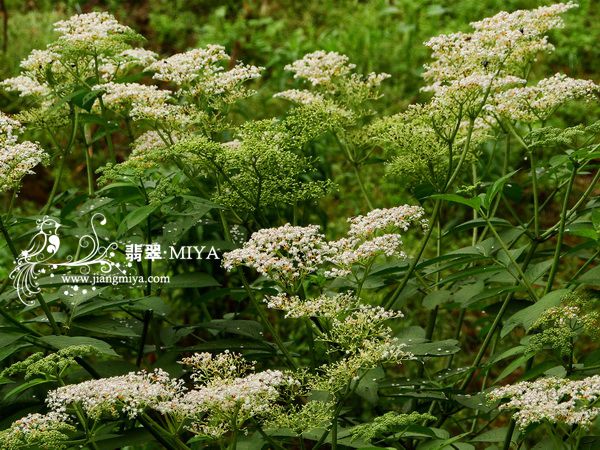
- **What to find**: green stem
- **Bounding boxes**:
[444,118,475,190]
[471,162,479,243]
[502,420,516,450]
[528,150,540,238]
[136,310,153,368]
[459,242,538,391]
[216,201,295,368]
[484,215,539,302]
[42,109,79,215]
[540,162,600,240]
[353,163,373,210]
[385,119,474,311]
[6,189,16,217]
[567,249,600,287]
[138,414,190,450]
[544,164,577,295]
[256,426,287,450]
[83,124,95,197]
[314,394,346,449]
[240,273,297,369]
[229,419,238,450]
[385,199,441,309]
[417,215,443,382]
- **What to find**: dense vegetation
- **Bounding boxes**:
[0,1,599,449]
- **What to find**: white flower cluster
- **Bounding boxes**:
[264,291,405,357]
[130,130,171,158]
[363,71,392,88]
[0,411,75,450]
[202,63,262,96]
[284,50,356,86]
[53,12,135,45]
[424,2,577,85]
[0,113,47,192]
[265,292,356,318]
[325,234,405,277]
[0,113,23,139]
[422,2,579,118]
[224,205,426,283]
[346,205,428,238]
[1,49,61,101]
[280,51,389,109]
[1,75,50,98]
[488,376,600,428]
[1,12,144,107]
[154,352,299,438]
[46,369,184,419]
[492,73,598,122]
[94,82,172,114]
[161,369,297,423]
[146,45,262,103]
[222,223,330,284]
[324,205,427,276]
[19,49,60,73]
[147,45,229,85]
[273,89,325,105]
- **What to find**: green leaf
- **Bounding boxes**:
[0,331,25,348]
[0,343,31,363]
[577,265,600,285]
[501,289,568,337]
[404,339,460,356]
[96,182,144,203]
[483,170,519,210]
[118,204,159,236]
[453,393,493,413]
[496,353,533,381]
[422,290,453,310]
[4,378,53,401]
[72,317,141,337]
[355,368,384,405]
[40,335,119,357]
[470,427,512,443]
[196,320,264,340]
[429,194,481,210]
[70,87,99,111]
[94,429,155,449]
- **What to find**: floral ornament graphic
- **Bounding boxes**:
[9,213,126,305]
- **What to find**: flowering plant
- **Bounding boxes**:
[0,3,599,450]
